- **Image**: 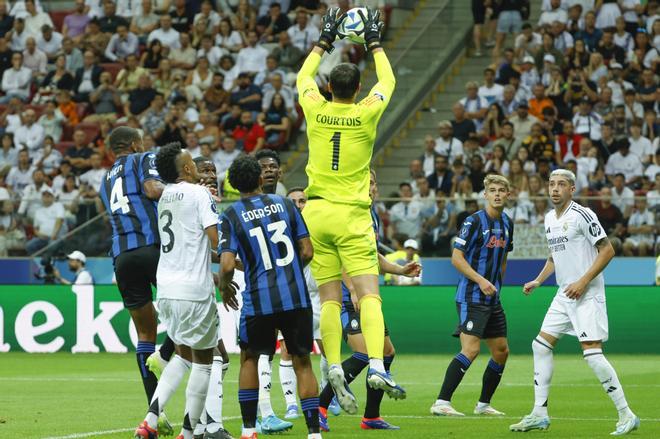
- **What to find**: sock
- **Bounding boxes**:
[145,355,191,429]
[319,352,369,408]
[182,363,212,437]
[531,337,554,418]
[137,341,159,405]
[239,388,259,431]
[159,336,175,362]
[358,295,385,366]
[205,356,225,433]
[320,301,343,365]
[279,360,298,407]
[437,353,472,402]
[301,397,320,433]
[364,355,393,419]
[257,355,274,418]
[479,359,505,404]
[583,348,633,420]
[193,411,206,437]
[319,354,329,391]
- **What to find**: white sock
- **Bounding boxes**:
[145,354,191,429]
[369,358,385,374]
[531,337,553,418]
[583,348,633,420]
[193,411,206,437]
[242,427,256,437]
[279,360,298,407]
[205,356,225,433]
[258,354,275,418]
[476,401,489,409]
[435,398,450,405]
[182,363,212,437]
[319,354,329,390]
[308,433,322,439]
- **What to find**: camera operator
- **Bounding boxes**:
[53,250,94,285]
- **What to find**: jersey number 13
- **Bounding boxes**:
[249,220,294,270]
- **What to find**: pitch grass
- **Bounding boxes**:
[1,353,658,439]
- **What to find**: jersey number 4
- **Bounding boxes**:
[249,220,294,270]
[110,178,130,213]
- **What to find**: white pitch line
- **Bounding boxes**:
[41,417,242,439]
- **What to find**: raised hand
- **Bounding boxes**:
[318,7,345,53]
[357,7,384,50]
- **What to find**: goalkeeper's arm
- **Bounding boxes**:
[371,48,396,97]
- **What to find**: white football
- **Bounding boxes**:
[337,7,367,44]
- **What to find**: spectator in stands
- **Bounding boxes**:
[287,8,318,53]
[139,92,167,137]
[575,11,603,51]
[11,0,44,19]
[0,97,24,134]
[236,30,269,76]
[554,120,582,163]
[0,37,12,78]
[169,32,196,73]
[184,131,201,157]
[389,182,424,241]
[535,35,564,71]
[470,155,488,193]
[203,72,230,117]
[155,104,187,145]
[17,167,46,219]
[8,17,29,51]
[0,132,17,168]
[62,37,83,74]
[232,0,257,33]
[257,2,291,43]
[23,0,52,37]
[479,68,504,104]
[255,56,287,89]
[26,187,64,254]
[262,93,290,149]
[528,83,554,120]
[628,119,654,165]
[62,0,89,44]
[37,24,62,62]
[509,101,539,141]
[508,157,529,192]
[421,190,456,257]
[623,198,655,256]
[104,23,138,62]
[98,0,128,35]
[459,81,489,130]
[197,34,226,67]
[73,50,101,103]
[57,90,79,125]
[0,2,13,38]
[196,110,222,148]
[0,51,31,103]
[262,72,294,116]
[41,55,75,92]
[81,19,109,57]
[230,72,262,113]
[85,71,121,123]
[485,144,511,176]
[22,36,46,79]
[434,120,464,164]
[483,103,506,141]
[148,14,180,50]
[550,20,574,55]
[213,136,241,180]
[420,134,436,177]
[34,136,62,176]
[504,185,530,223]
[0,199,26,256]
[140,39,164,70]
[539,0,567,27]
[194,0,221,35]
[636,69,658,111]
[272,31,304,74]
[130,0,159,43]
[13,108,43,155]
[413,175,435,209]
[6,148,33,195]
[606,138,644,185]
[115,53,147,93]
[184,56,212,103]
[610,172,636,218]
[170,0,193,33]
[124,73,157,119]
[592,186,625,253]
[232,110,265,153]
[79,152,106,195]
[515,23,542,61]
[37,101,64,143]
[450,102,477,143]
[216,18,244,54]
[64,129,93,175]
[427,155,453,196]
[493,121,521,160]
[647,173,660,209]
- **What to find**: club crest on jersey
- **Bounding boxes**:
[351,319,359,330]
[562,222,568,232]
[588,222,601,237]
[486,235,506,248]
[466,321,474,331]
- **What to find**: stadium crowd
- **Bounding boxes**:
[384,0,659,258]
[0,0,385,256]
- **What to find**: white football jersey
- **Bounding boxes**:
[544,200,607,301]
[304,265,319,299]
[157,182,219,301]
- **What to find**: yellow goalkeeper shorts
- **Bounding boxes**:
[302,198,379,285]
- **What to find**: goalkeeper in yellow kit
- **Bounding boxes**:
[296,7,404,414]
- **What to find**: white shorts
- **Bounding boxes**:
[158,295,220,350]
[540,294,609,342]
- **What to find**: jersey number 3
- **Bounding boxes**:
[249,220,294,270]
[330,132,341,171]
[160,210,174,253]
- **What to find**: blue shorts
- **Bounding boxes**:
[497,10,522,34]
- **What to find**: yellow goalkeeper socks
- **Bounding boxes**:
[359,294,385,363]
[320,300,342,365]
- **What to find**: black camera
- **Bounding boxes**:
[34,253,65,284]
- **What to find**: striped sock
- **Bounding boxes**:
[437,353,472,402]
[239,389,259,430]
[479,358,505,404]
[300,397,320,433]
[136,341,158,404]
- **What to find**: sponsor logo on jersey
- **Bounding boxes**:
[486,235,507,248]
[588,222,601,237]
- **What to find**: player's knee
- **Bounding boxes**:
[462,345,480,361]
[494,345,509,363]
[383,344,395,357]
[292,354,312,372]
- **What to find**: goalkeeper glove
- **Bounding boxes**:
[317,7,345,53]
[358,8,384,51]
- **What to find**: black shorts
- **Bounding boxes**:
[453,302,507,339]
[239,308,313,356]
[340,304,389,339]
[114,245,159,309]
[472,0,486,24]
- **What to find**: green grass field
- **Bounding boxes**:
[1,353,658,438]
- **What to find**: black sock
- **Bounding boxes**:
[363,355,394,419]
[238,389,259,428]
[301,397,320,433]
[159,336,175,362]
[437,353,472,401]
[319,352,369,408]
[136,341,158,404]
[479,358,505,404]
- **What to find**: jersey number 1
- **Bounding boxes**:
[330,132,341,171]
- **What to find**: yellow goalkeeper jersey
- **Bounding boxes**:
[297,51,395,207]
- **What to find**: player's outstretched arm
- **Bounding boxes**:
[523,256,555,295]
[377,253,421,277]
[451,248,496,296]
[359,8,395,95]
[297,236,313,266]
